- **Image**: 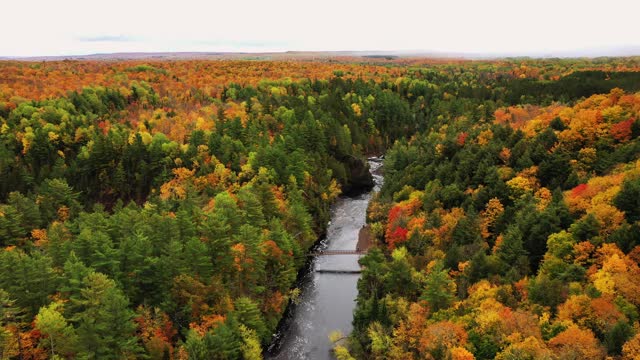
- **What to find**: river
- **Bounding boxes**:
[267,159,383,360]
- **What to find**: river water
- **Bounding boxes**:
[267,159,383,360]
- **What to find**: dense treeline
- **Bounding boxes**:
[502,70,640,103]
[0,58,639,359]
[346,88,640,358]
[0,71,399,359]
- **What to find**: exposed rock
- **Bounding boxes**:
[342,156,374,196]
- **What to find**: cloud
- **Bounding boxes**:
[77,35,137,42]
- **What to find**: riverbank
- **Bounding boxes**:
[266,159,383,360]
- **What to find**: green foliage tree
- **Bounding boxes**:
[234,297,268,344]
[73,272,142,359]
[35,302,78,358]
[614,177,640,223]
[0,250,59,317]
[421,260,456,312]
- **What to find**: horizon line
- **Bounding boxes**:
[2,47,640,61]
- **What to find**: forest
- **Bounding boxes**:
[0,56,640,359]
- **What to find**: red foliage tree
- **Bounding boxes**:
[611,118,635,142]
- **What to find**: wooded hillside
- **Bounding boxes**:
[0,57,639,359]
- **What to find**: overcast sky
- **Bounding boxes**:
[2,0,639,57]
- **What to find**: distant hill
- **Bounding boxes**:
[2,47,640,61]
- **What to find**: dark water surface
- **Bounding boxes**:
[267,160,382,360]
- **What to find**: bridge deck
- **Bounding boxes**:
[316,269,362,274]
[311,249,367,256]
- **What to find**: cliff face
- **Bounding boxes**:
[342,156,375,196]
